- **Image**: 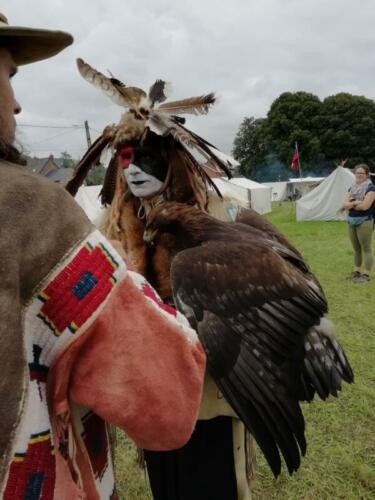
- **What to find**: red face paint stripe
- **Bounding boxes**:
[119,146,134,169]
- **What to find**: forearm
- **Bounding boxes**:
[352,200,372,211]
[353,202,366,211]
[342,201,354,209]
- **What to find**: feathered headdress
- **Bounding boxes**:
[65,58,235,202]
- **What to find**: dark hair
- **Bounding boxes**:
[0,115,26,165]
[354,164,370,176]
[0,140,26,165]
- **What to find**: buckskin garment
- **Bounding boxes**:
[0,160,205,499]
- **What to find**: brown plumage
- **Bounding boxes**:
[144,202,354,478]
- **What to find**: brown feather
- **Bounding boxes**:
[76,58,146,109]
[100,156,119,206]
[157,93,216,116]
[148,80,170,107]
[170,121,232,179]
[175,142,223,199]
[65,134,111,196]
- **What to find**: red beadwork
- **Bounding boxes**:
[3,432,55,500]
[38,244,118,336]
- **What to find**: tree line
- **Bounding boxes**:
[232,91,375,180]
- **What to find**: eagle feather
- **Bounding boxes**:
[157,93,216,116]
[76,58,146,109]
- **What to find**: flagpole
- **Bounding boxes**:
[295,141,302,178]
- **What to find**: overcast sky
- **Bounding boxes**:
[4,0,375,159]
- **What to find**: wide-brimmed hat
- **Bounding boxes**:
[0,13,73,65]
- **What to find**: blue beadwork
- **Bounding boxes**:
[24,472,44,500]
[71,271,98,300]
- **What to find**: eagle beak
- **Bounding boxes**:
[143,228,158,245]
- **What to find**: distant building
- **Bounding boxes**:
[25,155,73,185]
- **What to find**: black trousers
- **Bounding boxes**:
[144,416,238,500]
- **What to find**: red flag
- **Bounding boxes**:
[291,151,299,171]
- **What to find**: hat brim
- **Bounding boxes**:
[0,26,73,65]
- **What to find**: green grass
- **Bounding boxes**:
[115,202,375,499]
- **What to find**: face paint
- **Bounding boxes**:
[119,144,168,198]
[120,146,133,169]
[124,163,164,198]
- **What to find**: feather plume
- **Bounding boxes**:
[65,133,111,196]
[76,58,146,109]
[169,121,232,179]
[100,156,119,206]
[148,80,172,107]
[157,93,216,116]
[177,142,224,199]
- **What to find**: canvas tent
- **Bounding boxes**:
[287,177,325,198]
[75,175,272,228]
[263,181,288,202]
[211,177,272,215]
[296,166,355,221]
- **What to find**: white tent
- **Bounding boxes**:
[296,167,355,221]
[212,177,272,215]
[75,175,272,227]
[263,181,288,202]
[75,185,105,225]
[287,176,325,198]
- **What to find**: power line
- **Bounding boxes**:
[26,128,82,147]
[18,123,84,129]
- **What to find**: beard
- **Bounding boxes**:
[0,118,26,165]
[0,139,26,165]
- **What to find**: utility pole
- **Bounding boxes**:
[295,141,302,178]
[84,120,92,148]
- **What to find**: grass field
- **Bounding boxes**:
[115,202,375,500]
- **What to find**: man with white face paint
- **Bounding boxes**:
[119,138,170,199]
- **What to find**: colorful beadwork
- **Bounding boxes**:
[3,431,55,500]
[4,231,124,499]
[37,242,119,336]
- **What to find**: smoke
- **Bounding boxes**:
[254,154,334,182]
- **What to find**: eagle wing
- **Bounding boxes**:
[170,238,328,477]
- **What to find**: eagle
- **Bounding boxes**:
[143,201,354,478]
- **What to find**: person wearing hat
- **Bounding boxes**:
[0,13,205,499]
[0,12,73,158]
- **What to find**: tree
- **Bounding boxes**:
[320,93,375,169]
[60,151,75,169]
[232,90,375,181]
[86,164,106,186]
[266,91,323,169]
[232,117,267,177]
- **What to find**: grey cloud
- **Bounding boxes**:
[3,0,375,157]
